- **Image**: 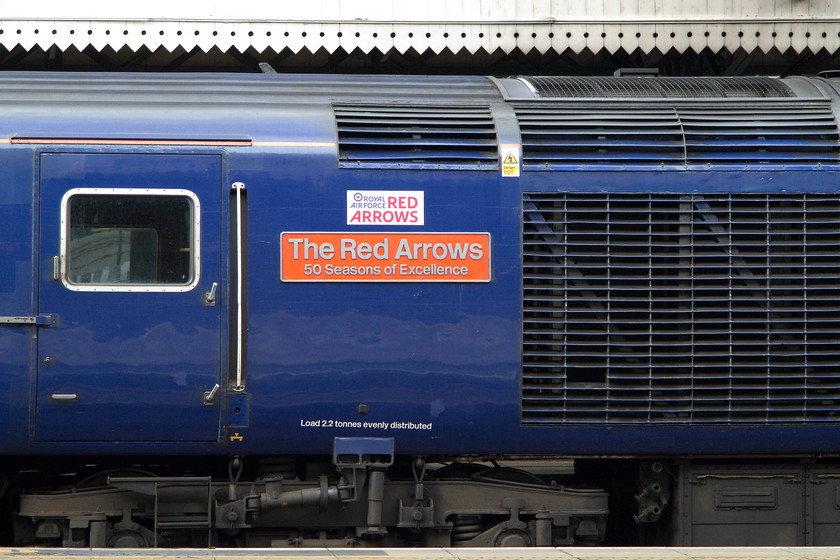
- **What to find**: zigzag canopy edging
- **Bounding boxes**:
[1,19,839,56]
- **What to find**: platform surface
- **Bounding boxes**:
[0,548,839,560]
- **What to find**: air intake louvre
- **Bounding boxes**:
[515,102,840,170]
[335,104,498,170]
[515,106,685,169]
[519,76,794,99]
[681,106,840,167]
[522,193,840,425]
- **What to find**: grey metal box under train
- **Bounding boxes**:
[678,464,840,545]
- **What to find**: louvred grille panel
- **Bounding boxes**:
[515,107,684,169]
[519,76,795,99]
[681,106,840,168]
[336,104,498,170]
[522,193,840,425]
[515,102,840,170]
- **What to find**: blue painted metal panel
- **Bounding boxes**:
[0,72,835,460]
[20,155,840,457]
[233,160,840,457]
[0,148,36,446]
[35,153,223,442]
[232,149,519,456]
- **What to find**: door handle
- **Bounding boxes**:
[204,282,218,306]
[51,393,78,402]
[204,384,220,405]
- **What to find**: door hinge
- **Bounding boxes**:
[0,314,58,327]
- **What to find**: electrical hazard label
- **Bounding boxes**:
[280,232,491,282]
[501,145,520,177]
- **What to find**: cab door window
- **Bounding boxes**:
[61,188,200,291]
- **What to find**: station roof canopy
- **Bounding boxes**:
[1,0,839,73]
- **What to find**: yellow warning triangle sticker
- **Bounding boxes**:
[501,145,520,177]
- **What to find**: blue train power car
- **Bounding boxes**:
[1,72,840,547]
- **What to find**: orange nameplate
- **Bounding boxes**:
[280,232,491,282]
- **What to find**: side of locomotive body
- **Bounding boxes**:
[1,72,840,548]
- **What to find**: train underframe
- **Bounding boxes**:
[10,449,609,548]
[9,451,840,548]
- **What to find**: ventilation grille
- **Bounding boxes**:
[519,77,794,99]
[515,107,685,168]
[522,193,840,425]
[515,103,840,170]
[681,106,840,167]
[335,104,498,170]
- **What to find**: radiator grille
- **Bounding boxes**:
[515,102,840,171]
[681,106,840,167]
[519,76,794,99]
[522,193,840,425]
[515,106,685,169]
[335,104,498,170]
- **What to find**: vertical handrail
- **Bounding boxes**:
[232,182,246,392]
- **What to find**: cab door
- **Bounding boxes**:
[35,153,223,442]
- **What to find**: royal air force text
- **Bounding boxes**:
[347,195,420,224]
